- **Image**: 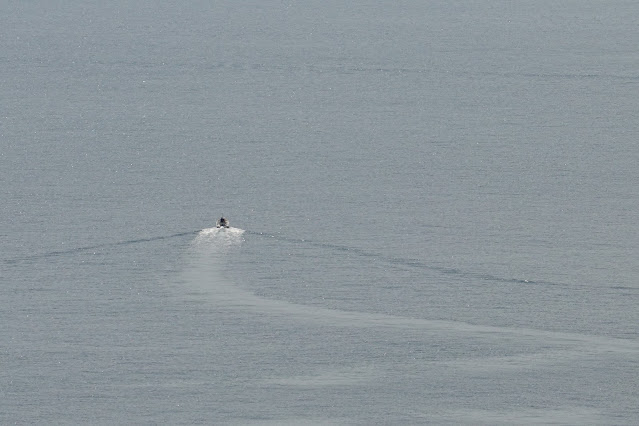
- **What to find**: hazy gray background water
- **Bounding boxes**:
[2,1,638,424]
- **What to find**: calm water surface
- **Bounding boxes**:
[2,1,638,424]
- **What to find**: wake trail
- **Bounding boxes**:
[245,230,558,288]
[186,229,639,357]
[4,230,201,265]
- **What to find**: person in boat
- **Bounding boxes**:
[216,217,229,228]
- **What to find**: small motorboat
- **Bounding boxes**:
[216,217,230,228]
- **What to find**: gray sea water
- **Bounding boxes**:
[2,1,638,424]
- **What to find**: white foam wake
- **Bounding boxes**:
[191,227,245,250]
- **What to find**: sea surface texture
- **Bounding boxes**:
[2,1,638,424]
